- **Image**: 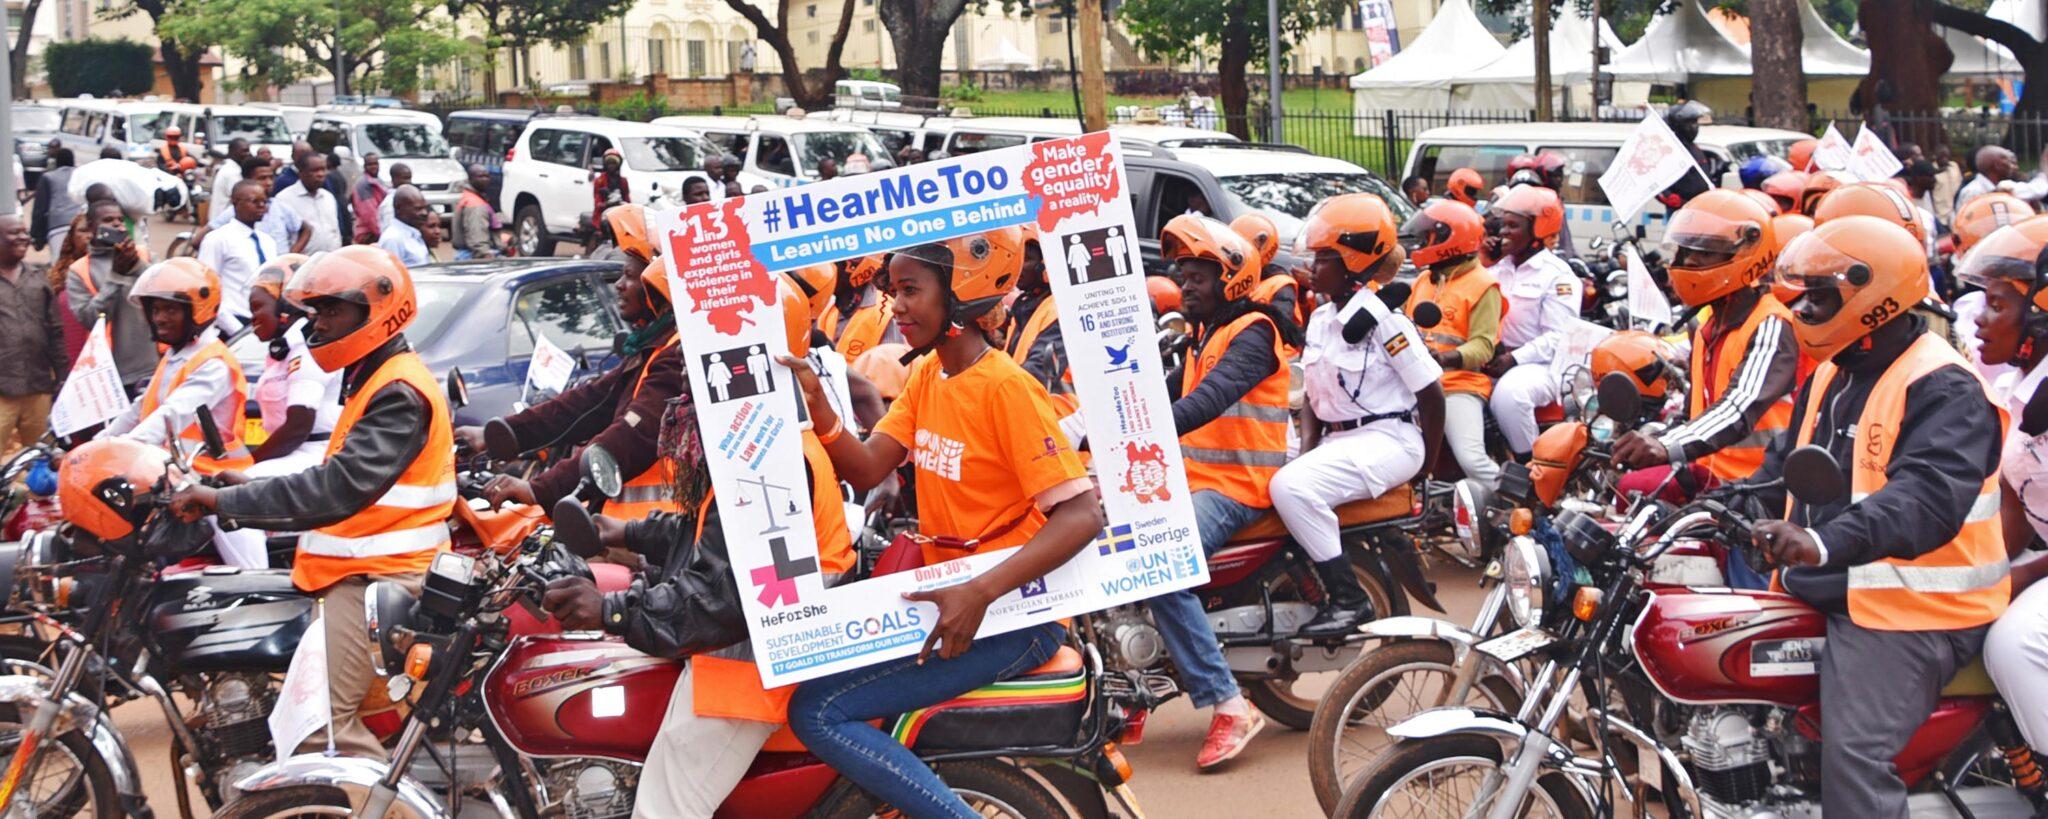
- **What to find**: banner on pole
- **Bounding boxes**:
[1598,112,1701,223]
[1849,126,1904,183]
[1811,123,1854,173]
[1361,0,1401,66]
[657,134,1206,688]
[49,319,130,438]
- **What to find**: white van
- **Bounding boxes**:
[651,114,896,189]
[1401,122,1808,253]
[806,107,959,161]
[162,104,296,163]
[309,110,464,214]
[833,80,903,110]
[936,115,1238,156]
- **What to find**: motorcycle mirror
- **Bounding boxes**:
[1596,371,1642,424]
[1784,445,1848,507]
[1376,281,1412,311]
[483,418,521,461]
[1611,222,1633,242]
[445,368,469,410]
[195,409,227,458]
[580,445,624,500]
[1410,300,1443,329]
[551,495,605,558]
[1635,224,1648,241]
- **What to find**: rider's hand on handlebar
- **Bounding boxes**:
[167,483,218,522]
[1752,520,1822,568]
[453,425,486,455]
[1610,432,1669,470]
[541,576,605,631]
[482,475,537,509]
[210,469,251,487]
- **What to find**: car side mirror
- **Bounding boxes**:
[1410,300,1443,329]
[1784,445,1848,507]
[484,418,520,460]
[195,410,227,459]
[580,445,622,500]
[1596,371,1642,424]
[445,368,469,410]
[551,495,604,558]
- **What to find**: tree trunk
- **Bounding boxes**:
[1532,0,1551,120]
[879,0,966,99]
[714,0,822,107]
[1859,0,1949,149]
[1932,1,2044,153]
[1749,0,1807,131]
[160,40,205,101]
[9,0,38,98]
[1217,12,1251,139]
[811,0,858,108]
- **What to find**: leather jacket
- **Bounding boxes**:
[598,506,747,658]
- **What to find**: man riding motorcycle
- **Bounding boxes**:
[1159,212,1304,768]
[1399,199,1502,496]
[1482,185,1582,462]
[456,205,686,520]
[157,125,194,170]
[1275,193,1444,636]
[1748,215,2009,818]
[168,245,456,759]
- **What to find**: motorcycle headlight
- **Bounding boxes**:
[1589,414,1619,444]
[1502,535,1550,628]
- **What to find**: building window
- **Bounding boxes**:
[1049,18,1062,32]
[863,18,875,32]
[1349,4,1362,29]
[571,44,587,79]
[648,39,666,73]
[806,3,816,15]
[807,31,820,44]
[687,39,707,76]
[600,43,611,78]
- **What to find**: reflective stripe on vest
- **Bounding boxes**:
[293,351,456,591]
[1790,332,2009,631]
[605,337,683,520]
[140,338,251,474]
[1006,296,1059,366]
[1689,296,1805,482]
[1407,263,1501,399]
[1179,312,1290,509]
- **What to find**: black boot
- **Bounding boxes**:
[1299,557,1371,639]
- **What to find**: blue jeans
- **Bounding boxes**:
[1146,489,1263,708]
[787,623,1066,819]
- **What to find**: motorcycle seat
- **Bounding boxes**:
[898,645,1089,752]
[1939,657,1999,698]
[1232,484,1415,541]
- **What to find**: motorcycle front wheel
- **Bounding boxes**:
[1306,640,1522,813]
[0,702,121,819]
[210,784,352,817]
[819,759,1066,819]
[1333,734,1592,819]
[1245,552,1406,730]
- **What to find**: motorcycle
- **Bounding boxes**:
[1333,377,2044,819]
[220,451,1150,819]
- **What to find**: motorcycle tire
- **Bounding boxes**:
[818,759,1066,819]
[211,784,355,817]
[1243,552,1406,731]
[0,702,121,819]
[0,633,103,706]
[1306,640,1522,814]
[1331,734,1592,819]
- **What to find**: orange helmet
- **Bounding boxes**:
[1446,168,1484,206]
[1760,171,1808,213]
[1399,199,1486,268]
[605,204,653,263]
[176,156,198,172]
[1662,189,1776,308]
[1590,330,1674,400]
[1955,218,2048,313]
[1796,171,1854,217]
[129,257,223,328]
[845,254,885,288]
[253,253,311,300]
[1147,275,1182,314]
[779,278,813,357]
[785,263,836,322]
[1954,192,2034,256]
[896,226,1024,330]
[1230,212,1280,269]
[854,343,913,400]
[1770,215,1930,361]
[1813,183,1926,244]
[59,438,173,542]
[284,245,419,371]
[1789,139,1818,172]
[1739,189,1783,216]
[1300,193,1399,276]
[1163,213,1260,301]
[1493,185,1564,245]
[1771,213,1814,252]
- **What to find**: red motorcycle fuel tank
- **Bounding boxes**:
[1631,589,1826,707]
[483,634,681,761]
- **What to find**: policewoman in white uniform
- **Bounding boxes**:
[1483,186,1584,458]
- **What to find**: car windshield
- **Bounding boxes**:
[1218,171,1416,243]
[214,115,292,145]
[127,111,175,141]
[14,108,58,132]
[411,281,470,343]
[363,122,448,158]
[620,135,719,171]
[795,130,894,177]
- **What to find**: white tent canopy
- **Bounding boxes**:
[1452,6,1627,111]
[1797,0,1869,78]
[973,38,1034,70]
[1604,0,1751,82]
[1349,0,1506,110]
[1940,0,2035,77]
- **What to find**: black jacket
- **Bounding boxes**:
[598,507,747,658]
[1746,317,2004,614]
[503,330,683,506]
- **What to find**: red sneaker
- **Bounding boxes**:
[1195,709,1266,770]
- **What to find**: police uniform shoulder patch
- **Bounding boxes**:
[1383,334,1411,357]
[1554,282,1574,297]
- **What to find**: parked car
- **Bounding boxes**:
[229,257,625,425]
[161,103,296,163]
[1401,122,1810,253]
[309,110,463,215]
[1123,142,1415,277]
[318,103,442,133]
[446,108,546,200]
[651,113,897,188]
[834,79,904,110]
[48,99,177,167]
[248,102,318,139]
[807,107,960,159]
[936,115,1238,156]
[500,116,722,256]
[13,103,63,182]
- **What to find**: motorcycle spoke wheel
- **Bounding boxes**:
[1248,559,1400,731]
[212,784,354,818]
[1308,641,1520,814]
[0,703,118,819]
[823,760,1065,819]
[1334,735,1591,819]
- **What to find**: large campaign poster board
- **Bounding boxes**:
[654,133,1206,688]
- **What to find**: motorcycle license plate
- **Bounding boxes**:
[1476,627,1554,662]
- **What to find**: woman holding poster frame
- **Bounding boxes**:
[778,226,1106,819]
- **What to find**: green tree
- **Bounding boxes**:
[1117,0,1342,138]
[42,38,154,97]
[160,0,469,94]
[441,0,633,100]
[104,0,207,101]
[709,0,860,111]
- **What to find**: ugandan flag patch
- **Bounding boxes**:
[1554,282,1574,297]
[1383,334,1411,357]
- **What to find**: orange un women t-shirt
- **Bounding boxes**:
[873,349,1088,564]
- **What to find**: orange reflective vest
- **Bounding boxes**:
[601,337,682,520]
[1250,275,1306,354]
[834,299,892,361]
[1689,295,1808,482]
[157,143,191,168]
[695,429,856,741]
[293,351,456,592]
[1179,312,1290,509]
[1790,333,2009,632]
[1406,263,1501,399]
[139,338,252,474]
